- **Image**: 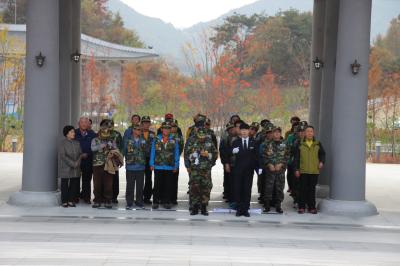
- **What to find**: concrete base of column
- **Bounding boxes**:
[8,191,61,207]
[318,198,378,217]
[316,184,330,199]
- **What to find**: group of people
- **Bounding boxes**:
[58,113,325,217]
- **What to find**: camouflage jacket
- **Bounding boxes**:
[172,132,185,156]
[184,136,217,170]
[261,139,290,170]
[110,129,123,152]
[91,137,118,167]
[149,134,180,170]
[141,130,156,158]
[123,137,148,168]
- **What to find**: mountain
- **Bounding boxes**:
[108,0,400,70]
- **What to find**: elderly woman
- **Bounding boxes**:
[59,125,85,207]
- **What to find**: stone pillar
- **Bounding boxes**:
[59,0,72,129]
[318,0,377,216]
[71,0,81,125]
[8,0,60,206]
[308,0,326,136]
[316,0,340,198]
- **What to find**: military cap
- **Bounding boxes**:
[264,123,275,133]
[141,116,151,123]
[132,124,141,131]
[272,126,282,132]
[161,121,172,129]
[260,119,271,128]
[299,120,308,127]
[165,113,174,121]
[226,122,235,130]
[205,118,211,125]
[250,122,260,131]
[100,119,113,129]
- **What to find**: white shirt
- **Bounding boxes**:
[242,137,249,149]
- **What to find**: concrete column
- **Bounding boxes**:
[316,0,340,198]
[9,0,60,206]
[318,0,377,216]
[71,0,81,125]
[59,0,72,129]
[308,0,326,136]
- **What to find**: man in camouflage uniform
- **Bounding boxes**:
[123,124,148,209]
[107,119,123,203]
[91,121,118,209]
[219,122,238,203]
[257,122,274,204]
[286,121,308,205]
[171,119,184,205]
[184,127,217,215]
[150,121,180,209]
[261,126,290,213]
[140,116,156,204]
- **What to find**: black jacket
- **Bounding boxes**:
[231,137,258,170]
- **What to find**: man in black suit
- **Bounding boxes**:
[231,123,258,217]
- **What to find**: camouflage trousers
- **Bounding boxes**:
[264,170,285,203]
[189,168,213,208]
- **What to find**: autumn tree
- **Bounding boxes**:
[0,25,25,151]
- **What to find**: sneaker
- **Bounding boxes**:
[262,207,270,213]
[152,204,159,209]
[126,205,133,210]
[135,203,145,209]
[298,208,305,214]
[68,202,76,207]
[190,207,199,216]
[309,208,318,214]
[92,202,101,208]
[62,203,68,208]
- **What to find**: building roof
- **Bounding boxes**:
[0,24,159,61]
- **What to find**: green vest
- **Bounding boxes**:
[154,138,176,167]
[299,140,321,174]
[125,138,147,166]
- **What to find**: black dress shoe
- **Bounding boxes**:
[144,199,152,204]
[243,211,250,217]
[190,208,199,215]
[201,205,209,216]
[235,211,242,217]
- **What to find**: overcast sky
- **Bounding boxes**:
[120,0,259,29]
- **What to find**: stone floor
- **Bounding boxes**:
[0,153,399,265]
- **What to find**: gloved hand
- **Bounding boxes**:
[194,158,200,165]
[232,147,239,154]
[258,169,263,175]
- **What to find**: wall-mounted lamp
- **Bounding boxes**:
[71,50,81,63]
[313,57,323,70]
[351,60,361,75]
[35,52,45,67]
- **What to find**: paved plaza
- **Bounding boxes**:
[0,153,399,265]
